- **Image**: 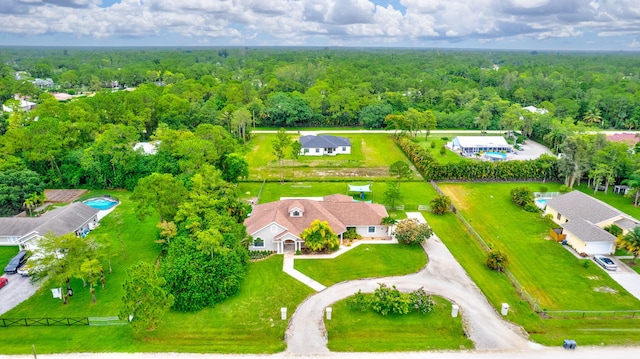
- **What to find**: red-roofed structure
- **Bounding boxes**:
[606,133,640,146]
[244,195,389,253]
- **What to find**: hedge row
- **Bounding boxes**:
[395,136,560,181]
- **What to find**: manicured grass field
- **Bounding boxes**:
[238,181,435,209]
[1,192,313,354]
[294,244,427,286]
[418,136,468,163]
[0,246,20,270]
[245,133,413,181]
[325,295,473,352]
[425,201,640,346]
[438,182,640,311]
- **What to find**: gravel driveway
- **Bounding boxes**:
[286,213,539,354]
[0,273,40,316]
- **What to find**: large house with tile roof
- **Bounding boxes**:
[0,202,99,251]
[544,191,640,255]
[299,135,351,156]
[244,194,389,253]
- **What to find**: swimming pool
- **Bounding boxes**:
[84,198,118,210]
[485,152,507,161]
[534,198,549,208]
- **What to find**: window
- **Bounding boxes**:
[556,213,562,221]
[253,237,264,247]
[304,148,309,153]
[342,146,346,151]
[292,210,301,217]
[315,148,320,153]
[368,226,376,234]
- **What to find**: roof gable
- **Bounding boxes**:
[244,196,387,238]
[547,191,632,224]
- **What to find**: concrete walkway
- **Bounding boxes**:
[283,239,399,292]
[285,212,538,354]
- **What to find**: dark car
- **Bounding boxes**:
[4,250,28,274]
[0,277,7,289]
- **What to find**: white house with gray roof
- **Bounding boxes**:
[299,135,351,156]
[544,191,640,255]
[0,202,99,251]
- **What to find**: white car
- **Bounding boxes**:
[17,253,44,276]
[593,255,617,271]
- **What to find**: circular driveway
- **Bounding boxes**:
[286,233,539,354]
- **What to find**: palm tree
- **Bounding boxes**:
[618,226,640,265]
[623,172,640,206]
[486,250,509,272]
[583,107,603,127]
[430,195,452,215]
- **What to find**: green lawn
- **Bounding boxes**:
[438,182,640,311]
[1,192,313,354]
[430,182,640,346]
[245,133,413,181]
[294,244,427,286]
[239,180,434,209]
[0,246,20,268]
[418,136,468,164]
[325,295,473,351]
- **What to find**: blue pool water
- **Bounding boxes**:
[485,151,507,159]
[535,198,548,205]
[84,198,118,210]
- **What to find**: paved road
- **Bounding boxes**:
[0,273,39,316]
[286,213,537,354]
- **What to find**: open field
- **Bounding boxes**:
[1,191,313,354]
[325,295,473,352]
[294,244,427,286]
[245,133,415,181]
[238,181,434,209]
[438,182,640,311]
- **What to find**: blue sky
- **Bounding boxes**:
[1,0,639,50]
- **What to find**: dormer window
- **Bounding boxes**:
[291,210,302,217]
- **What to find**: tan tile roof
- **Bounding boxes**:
[244,195,388,239]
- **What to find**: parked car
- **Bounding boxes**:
[594,255,617,271]
[17,253,44,277]
[4,250,28,274]
[0,277,7,289]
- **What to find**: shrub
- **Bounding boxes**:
[440,137,449,141]
[430,141,436,149]
[343,228,362,241]
[249,250,275,260]
[409,287,435,314]
[371,283,410,316]
[559,185,570,193]
[539,186,548,193]
[510,186,533,207]
[395,218,433,245]
[430,195,451,215]
[524,202,540,213]
[346,290,370,312]
[486,250,508,272]
[604,224,622,237]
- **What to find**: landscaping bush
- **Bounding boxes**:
[510,186,533,207]
[371,283,410,315]
[368,284,435,316]
[249,250,275,260]
[395,218,433,245]
[524,202,540,213]
[343,228,362,241]
[486,250,508,272]
[346,290,370,312]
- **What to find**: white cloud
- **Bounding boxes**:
[0,0,639,49]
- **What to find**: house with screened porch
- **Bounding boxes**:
[244,194,389,253]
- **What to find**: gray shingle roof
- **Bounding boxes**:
[546,191,627,224]
[300,135,351,149]
[0,202,99,237]
[562,219,616,243]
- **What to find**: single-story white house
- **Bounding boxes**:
[449,136,512,155]
[0,202,99,251]
[244,194,389,253]
[544,190,640,255]
[299,135,351,156]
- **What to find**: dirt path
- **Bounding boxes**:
[285,213,538,354]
